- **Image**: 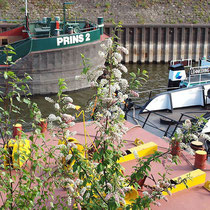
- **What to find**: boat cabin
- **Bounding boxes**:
[180,66,210,88]
[168,57,210,89]
[0,16,96,47]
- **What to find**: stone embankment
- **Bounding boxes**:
[0,0,209,24]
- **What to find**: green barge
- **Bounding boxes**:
[0,2,107,95]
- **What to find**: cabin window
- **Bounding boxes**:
[2,27,7,32]
[2,39,8,45]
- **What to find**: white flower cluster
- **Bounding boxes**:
[175,127,184,140]
[98,51,106,58]
[107,38,113,48]
[66,103,76,110]
[45,97,54,103]
[118,63,128,73]
[113,68,122,79]
[64,178,87,207]
[199,133,210,141]
[86,38,129,92]
[48,114,62,122]
[130,90,139,98]
[63,96,73,103]
[140,179,175,207]
[67,142,77,150]
[188,133,198,141]
[86,66,104,83]
[104,181,127,205]
[133,150,139,159]
[183,119,192,130]
[117,46,129,55]
[119,79,129,90]
[113,52,123,63]
[61,114,75,123]
[54,103,60,110]
[65,154,73,161]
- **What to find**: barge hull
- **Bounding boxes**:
[0,39,105,95]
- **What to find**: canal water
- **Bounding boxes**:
[3,63,169,130]
[31,63,169,118]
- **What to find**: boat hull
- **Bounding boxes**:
[0,39,105,95]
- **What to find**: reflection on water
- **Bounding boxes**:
[3,63,170,130]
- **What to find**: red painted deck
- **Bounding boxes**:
[70,121,210,210]
[2,121,210,208]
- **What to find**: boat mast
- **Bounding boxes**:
[63,2,74,33]
[25,0,29,30]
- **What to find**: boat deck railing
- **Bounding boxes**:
[125,104,179,137]
[131,86,178,103]
[170,58,192,67]
[29,20,98,38]
[125,103,210,138]
[0,19,24,24]
[183,67,210,87]
[170,111,208,137]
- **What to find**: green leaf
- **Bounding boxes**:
[23,98,31,105]
[7,56,12,62]
[58,78,65,85]
[82,67,89,74]
[25,74,32,80]
[16,96,21,102]
[8,50,16,55]
[130,72,136,78]
[6,45,15,50]
[4,71,8,79]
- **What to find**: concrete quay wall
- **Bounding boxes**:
[104,24,210,63]
[1,23,209,64]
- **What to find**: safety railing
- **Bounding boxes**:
[124,101,210,138]
[170,58,192,67]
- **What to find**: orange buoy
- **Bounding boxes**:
[13,123,22,138]
[191,140,203,151]
[56,20,60,29]
[194,150,207,170]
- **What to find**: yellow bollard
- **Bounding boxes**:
[204,181,210,192]
[4,138,30,168]
[118,142,158,163]
[58,137,85,169]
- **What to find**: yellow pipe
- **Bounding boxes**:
[75,109,98,153]
[118,142,158,163]
[162,169,206,195]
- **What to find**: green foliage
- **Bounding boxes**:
[129,68,148,90]
[81,53,91,75]
[95,3,101,8]
[0,0,8,9]
[78,25,183,209]
[103,8,109,13]
[106,17,115,23]
[20,7,25,13]
[136,13,145,24]
[105,2,111,9]
[0,26,196,209]
[0,46,69,209]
